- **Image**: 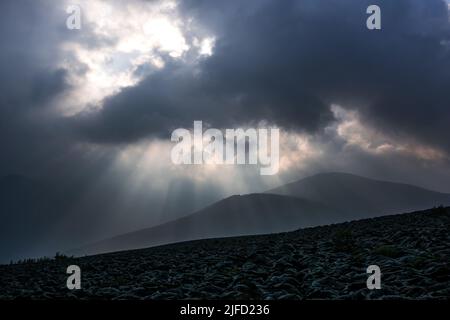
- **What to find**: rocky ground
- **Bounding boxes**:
[0,207,449,300]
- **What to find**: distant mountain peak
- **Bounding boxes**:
[69,172,450,257]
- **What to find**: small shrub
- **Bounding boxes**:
[332,229,356,251]
[9,256,52,265]
[408,256,427,269]
[54,252,72,260]
[430,205,447,216]
[374,245,404,258]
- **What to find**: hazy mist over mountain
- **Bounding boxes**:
[71,173,450,257]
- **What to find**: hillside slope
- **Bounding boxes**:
[1,207,449,300]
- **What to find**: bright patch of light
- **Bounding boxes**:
[142,18,189,57]
[193,37,215,56]
[278,132,322,172]
[57,0,213,115]
[330,104,448,161]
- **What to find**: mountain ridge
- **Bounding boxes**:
[267,172,450,220]
[69,172,450,257]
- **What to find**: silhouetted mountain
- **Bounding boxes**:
[72,173,450,256]
[268,172,450,220]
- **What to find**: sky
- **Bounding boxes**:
[1,0,450,261]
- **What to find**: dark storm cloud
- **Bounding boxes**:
[0,1,69,175]
[0,0,113,176]
[74,0,450,155]
[0,1,129,260]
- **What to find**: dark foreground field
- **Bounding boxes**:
[1,207,449,300]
